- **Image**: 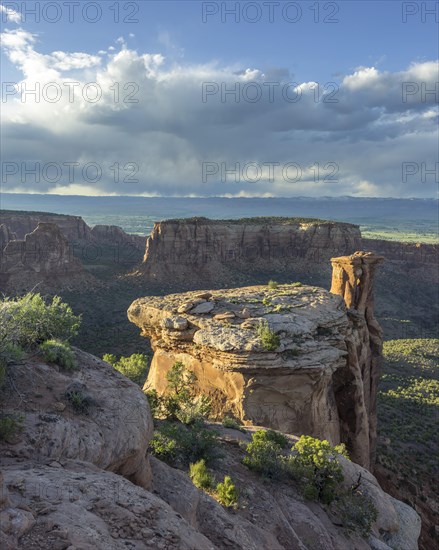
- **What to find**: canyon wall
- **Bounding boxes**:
[0,222,93,292]
[0,210,145,251]
[129,251,383,471]
[0,211,92,242]
[138,218,363,285]
[362,238,438,284]
[136,218,438,288]
[0,211,146,292]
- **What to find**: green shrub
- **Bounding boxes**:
[243,429,287,479]
[145,388,161,417]
[149,427,178,462]
[330,490,378,537]
[222,416,244,431]
[64,384,94,415]
[291,282,302,287]
[268,280,279,289]
[261,429,288,448]
[287,435,348,504]
[189,459,214,490]
[147,362,211,424]
[244,432,347,503]
[0,293,80,350]
[0,414,24,442]
[103,353,149,386]
[216,476,238,507]
[257,321,280,351]
[40,339,77,370]
[150,420,219,467]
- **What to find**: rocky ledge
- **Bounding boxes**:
[129,252,384,471]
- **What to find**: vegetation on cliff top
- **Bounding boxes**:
[163,216,359,227]
[0,293,81,387]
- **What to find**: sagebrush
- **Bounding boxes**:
[104,352,149,386]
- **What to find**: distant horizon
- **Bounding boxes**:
[2,193,437,243]
[2,192,438,202]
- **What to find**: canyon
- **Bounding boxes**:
[0,210,436,547]
[0,211,145,292]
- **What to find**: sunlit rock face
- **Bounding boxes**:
[136,217,363,286]
[129,252,384,471]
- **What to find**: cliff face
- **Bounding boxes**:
[330,252,384,468]
[0,211,92,242]
[129,252,383,471]
[0,210,145,251]
[139,218,362,284]
[0,211,146,291]
[0,222,92,292]
[362,238,438,283]
[91,224,145,250]
[0,224,16,251]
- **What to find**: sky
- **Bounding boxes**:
[0,0,438,198]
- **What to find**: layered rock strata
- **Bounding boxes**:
[128,252,384,470]
[0,210,145,251]
[330,252,384,468]
[0,222,91,292]
[138,217,363,284]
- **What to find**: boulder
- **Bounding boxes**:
[0,348,153,488]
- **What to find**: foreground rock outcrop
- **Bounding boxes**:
[150,427,421,550]
[0,348,153,487]
[129,252,383,470]
[0,222,94,292]
[1,346,421,549]
[1,349,203,550]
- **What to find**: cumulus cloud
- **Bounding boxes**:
[0,3,21,23]
[1,28,438,198]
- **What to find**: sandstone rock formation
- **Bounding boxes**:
[0,222,93,292]
[91,224,145,251]
[0,347,153,488]
[150,427,421,550]
[362,238,438,284]
[0,210,145,256]
[137,217,363,286]
[128,252,384,471]
[1,344,420,549]
[0,348,211,549]
[330,252,384,469]
[1,211,92,242]
[0,224,16,250]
